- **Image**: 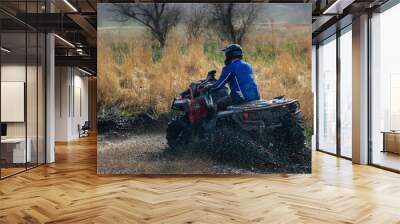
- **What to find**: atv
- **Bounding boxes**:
[166,71,307,170]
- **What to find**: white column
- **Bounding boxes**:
[46,33,55,163]
[45,0,55,163]
[55,67,73,141]
[352,14,369,164]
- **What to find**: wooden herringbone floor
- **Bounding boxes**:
[1,136,400,224]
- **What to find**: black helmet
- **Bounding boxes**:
[222,44,243,65]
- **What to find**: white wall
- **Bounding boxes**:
[72,73,89,138]
[55,67,89,141]
[1,65,34,138]
[1,64,25,81]
[1,65,26,140]
[55,67,70,141]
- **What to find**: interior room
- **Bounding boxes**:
[54,66,91,141]
[0,0,96,179]
[0,0,400,223]
[0,7,46,178]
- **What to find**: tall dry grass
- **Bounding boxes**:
[98,24,312,129]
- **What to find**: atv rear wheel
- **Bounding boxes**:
[214,125,275,170]
[281,111,306,150]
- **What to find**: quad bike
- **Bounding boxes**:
[166,71,307,170]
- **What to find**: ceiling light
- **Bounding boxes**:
[63,0,78,12]
[323,0,355,15]
[54,34,75,48]
[78,67,93,76]
[1,47,11,53]
[76,48,86,56]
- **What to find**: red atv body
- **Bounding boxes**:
[167,72,306,150]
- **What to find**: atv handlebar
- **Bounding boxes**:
[198,70,216,87]
[177,70,217,100]
[207,70,216,81]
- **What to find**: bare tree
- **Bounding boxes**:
[183,5,208,41]
[112,3,182,48]
[208,3,261,45]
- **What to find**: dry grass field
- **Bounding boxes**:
[98,24,312,131]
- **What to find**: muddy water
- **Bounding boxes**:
[97,133,254,175]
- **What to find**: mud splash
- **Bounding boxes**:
[97,129,311,174]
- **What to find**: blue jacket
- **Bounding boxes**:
[211,60,260,103]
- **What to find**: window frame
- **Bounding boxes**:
[315,22,353,160]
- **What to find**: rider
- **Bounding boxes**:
[210,44,260,110]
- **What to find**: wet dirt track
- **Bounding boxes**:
[97,132,255,174]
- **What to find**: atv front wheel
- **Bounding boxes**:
[166,117,187,149]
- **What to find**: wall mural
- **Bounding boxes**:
[97,3,312,174]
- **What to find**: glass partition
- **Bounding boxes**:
[371,4,400,171]
[27,30,38,169]
[0,2,46,179]
[317,35,337,154]
[1,30,28,177]
[339,26,352,158]
[38,32,45,165]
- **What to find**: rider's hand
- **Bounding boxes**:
[207,70,216,80]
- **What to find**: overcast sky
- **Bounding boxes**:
[98,3,311,28]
